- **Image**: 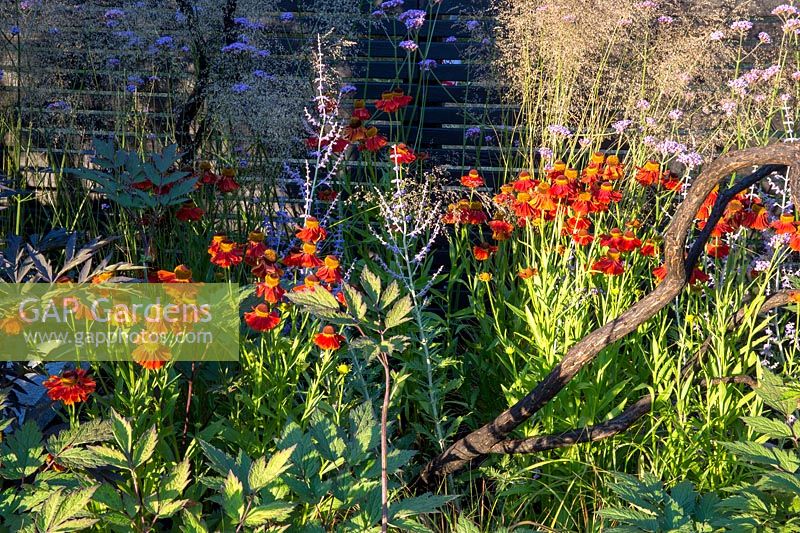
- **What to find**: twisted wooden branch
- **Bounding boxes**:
[420,144,800,485]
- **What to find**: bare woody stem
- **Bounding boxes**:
[420,143,800,485]
[379,351,391,533]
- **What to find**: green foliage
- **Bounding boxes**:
[71,140,195,211]
[600,370,800,532]
[599,473,751,532]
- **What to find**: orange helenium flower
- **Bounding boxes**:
[771,213,796,234]
[635,161,661,187]
[352,99,371,120]
[461,169,484,188]
[176,201,205,222]
[296,217,328,244]
[389,143,416,164]
[789,230,800,252]
[244,304,281,332]
[0,314,24,335]
[361,127,388,152]
[283,243,324,268]
[593,182,622,204]
[210,240,243,268]
[132,342,171,370]
[706,237,730,258]
[43,369,96,406]
[374,89,412,113]
[488,220,514,241]
[742,204,770,230]
[590,249,624,275]
[639,239,659,257]
[157,264,193,283]
[208,233,227,256]
[292,275,322,293]
[512,170,537,192]
[245,231,268,266]
[617,231,642,253]
[217,168,240,193]
[313,325,345,350]
[473,243,498,261]
[571,229,594,246]
[316,255,343,284]
[256,272,286,304]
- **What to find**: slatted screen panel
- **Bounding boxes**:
[0,0,789,194]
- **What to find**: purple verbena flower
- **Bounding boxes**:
[465,127,480,139]
[398,9,426,30]
[399,40,418,51]
[547,124,572,137]
[611,119,633,134]
[380,0,404,9]
[709,30,725,41]
[418,59,437,70]
[772,4,798,17]
[676,151,703,169]
[784,18,800,34]
[730,20,753,32]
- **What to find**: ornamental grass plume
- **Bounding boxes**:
[490,0,793,165]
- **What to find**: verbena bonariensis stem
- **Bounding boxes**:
[420,143,800,486]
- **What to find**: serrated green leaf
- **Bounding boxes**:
[360,268,381,305]
[198,440,238,479]
[221,470,244,520]
[132,426,158,468]
[109,409,132,457]
[180,507,210,533]
[723,441,800,472]
[86,445,128,469]
[52,517,100,532]
[35,488,64,532]
[249,446,295,492]
[54,447,109,469]
[0,420,44,479]
[343,283,367,320]
[48,486,98,532]
[741,416,794,439]
[384,295,412,330]
[389,493,455,519]
[286,287,341,313]
[379,280,401,310]
[46,419,113,456]
[761,471,800,495]
[242,502,296,526]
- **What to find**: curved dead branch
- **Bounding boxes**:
[420,143,800,485]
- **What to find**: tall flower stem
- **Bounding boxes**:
[378,350,391,533]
